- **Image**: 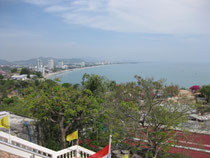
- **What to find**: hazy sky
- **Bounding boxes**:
[0,0,210,62]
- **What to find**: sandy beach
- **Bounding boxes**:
[44,64,110,79]
[44,69,72,78]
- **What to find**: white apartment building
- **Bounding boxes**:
[37,59,42,68]
[48,59,54,70]
[57,61,64,69]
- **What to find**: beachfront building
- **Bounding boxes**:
[79,62,85,67]
[35,59,45,76]
[48,59,54,70]
[37,59,42,69]
[57,61,64,69]
[35,66,45,76]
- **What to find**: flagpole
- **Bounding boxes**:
[8,112,11,144]
[77,129,79,145]
[109,135,112,158]
[76,130,79,157]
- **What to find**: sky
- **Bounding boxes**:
[0,0,210,62]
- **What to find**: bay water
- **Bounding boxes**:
[48,62,210,88]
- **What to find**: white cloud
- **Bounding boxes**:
[45,5,70,12]
[22,0,210,34]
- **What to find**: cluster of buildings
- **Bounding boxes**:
[35,59,68,76]
[35,59,110,77]
[7,59,60,80]
[1,58,112,81]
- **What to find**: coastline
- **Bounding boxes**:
[44,69,71,79]
[44,64,110,79]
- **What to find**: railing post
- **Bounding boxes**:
[76,145,80,158]
[52,153,57,158]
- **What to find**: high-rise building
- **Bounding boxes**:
[48,59,54,70]
[37,59,42,68]
[80,62,85,67]
[36,59,45,76]
[58,61,64,68]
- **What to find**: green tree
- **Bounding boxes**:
[0,89,8,102]
[81,73,116,97]
[20,68,31,75]
[14,80,31,96]
[73,83,80,90]
[0,74,4,80]
[200,85,210,103]
[0,96,25,115]
[109,76,193,158]
[163,85,179,97]
[62,83,73,88]
[82,73,107,96]
[24,80,101,149]
[34,71,42,78]
[0,80,16,101]
[11,68,17,73]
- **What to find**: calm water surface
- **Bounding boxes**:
[49,62,210,88]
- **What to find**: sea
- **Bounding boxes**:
[48,62,210,88]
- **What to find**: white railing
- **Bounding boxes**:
[55,145,95,158]
[0,131,95,158]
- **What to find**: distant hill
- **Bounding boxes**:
[0,57,85,66]
[81,57,99,62]
[0,59,10,65]
[11,58,39,66]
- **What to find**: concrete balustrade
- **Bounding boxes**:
[0,131,95,158]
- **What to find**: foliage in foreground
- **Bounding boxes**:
[106,76,194,157]
[23,79,103,149]
[200,85,210,103]
[0,74,196,158]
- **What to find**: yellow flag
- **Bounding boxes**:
[122,155,129,158]
[66,130,78,142]
[0,115,9,128]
